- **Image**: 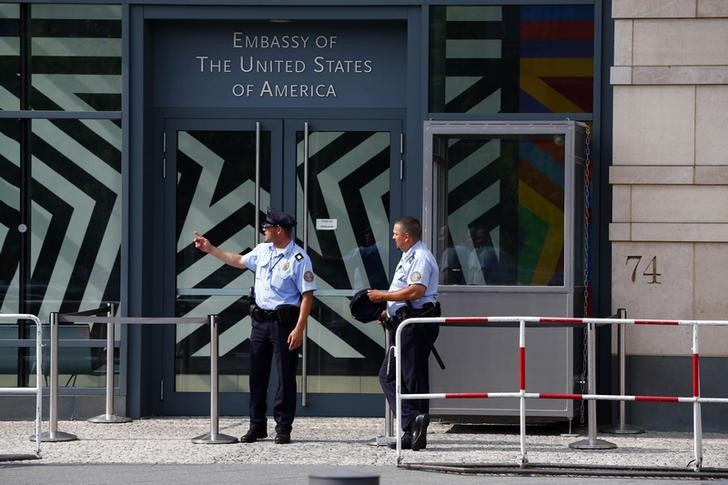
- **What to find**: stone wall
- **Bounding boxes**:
[610,0,728,357]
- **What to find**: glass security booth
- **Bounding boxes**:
[423,121,587,421]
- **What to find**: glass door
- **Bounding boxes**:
[285,120,401,415]
[162,117,401,416]
[163,118,282,414]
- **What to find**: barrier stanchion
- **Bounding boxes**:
[36,312,77,442]
[691,324,703,470]
[385,402,395,441]
[192,314,237,444]
[44,313,234,445]
[1,313,43,460]
[569,322,616,450]
[88,303,131,424]
[602,308,643,435]
[395,322,403,463]
[518,319,527,465]
[372,329,396,447]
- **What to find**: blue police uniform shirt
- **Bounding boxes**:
[242,240,316,310]
[387,240,439,317]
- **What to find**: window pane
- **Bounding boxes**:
[297,130,390,291]
[0,119,20,313]
[31,4,121,111]
[174,129,272,392]
[430,5,594,114]
[26,324,116,389]
[296,129,391,395]
[0,4,20,110]
[0,323,19,386]
[1,118,20,387]
[30,118,121,322]
[434,133,565,286]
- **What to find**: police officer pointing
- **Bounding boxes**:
[367,216,440,451]
[193,208,316,444]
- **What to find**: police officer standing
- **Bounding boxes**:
[193,208,316,444]
[367,216,440,451]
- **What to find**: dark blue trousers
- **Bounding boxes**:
[379,323,439,431]
[248,317,298,434]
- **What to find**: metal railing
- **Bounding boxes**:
[394,315,728,472]
[0,313,43,457]
[601,308,643,435]
[86,303,131,424]
[44,312,236,444]
[373,329,396,447]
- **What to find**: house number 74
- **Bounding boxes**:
[625,256,661,284]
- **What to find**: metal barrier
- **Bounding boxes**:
[88,303,131,424]
[601,308,643,435]
[0,313,43,458]
[373,330,396,447]
[394,315,728,472]
[44,312,236,444]
[39,306,122,441]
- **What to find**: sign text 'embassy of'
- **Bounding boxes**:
[191,32,377,98]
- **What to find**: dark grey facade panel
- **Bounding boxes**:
[627,356,728,432]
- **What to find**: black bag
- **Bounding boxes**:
[349,288,386,323]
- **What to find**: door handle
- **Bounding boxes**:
[301,121,309,407]
[254,122,261,245]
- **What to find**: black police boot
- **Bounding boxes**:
[241,428,267,443]
[274,432,291,444]
[411,414,430,451]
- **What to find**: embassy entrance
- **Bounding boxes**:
[142,13,410,416]
[158,116,402,415]
[0,2,606,422]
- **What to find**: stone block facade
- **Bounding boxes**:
[610,0,728,356]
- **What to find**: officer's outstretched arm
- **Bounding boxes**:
[193,231,246,269]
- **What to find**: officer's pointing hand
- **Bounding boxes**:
[193,231,212,253]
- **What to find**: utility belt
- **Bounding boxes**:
[388,302,441,329]
[250,303,299,323]
[385,301,445,370]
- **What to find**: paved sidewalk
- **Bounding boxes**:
[2,417,728,483]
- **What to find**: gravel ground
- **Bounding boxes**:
[2,416,728,472]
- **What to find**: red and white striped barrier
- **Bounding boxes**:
[406,392,725,403]
[393,316,727,471]
[433,315,728,326]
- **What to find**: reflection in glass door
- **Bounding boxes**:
[166,120,280,414]
[289,121,400,408]
[165,118,400,415]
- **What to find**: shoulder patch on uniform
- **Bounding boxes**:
[410,271,422,282]
[295,252,304,261]
[304,271,314,282]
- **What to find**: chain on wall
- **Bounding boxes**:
[579,123,592,426]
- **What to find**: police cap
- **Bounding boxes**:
[264,208,296,228]
[349,288,386,323]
